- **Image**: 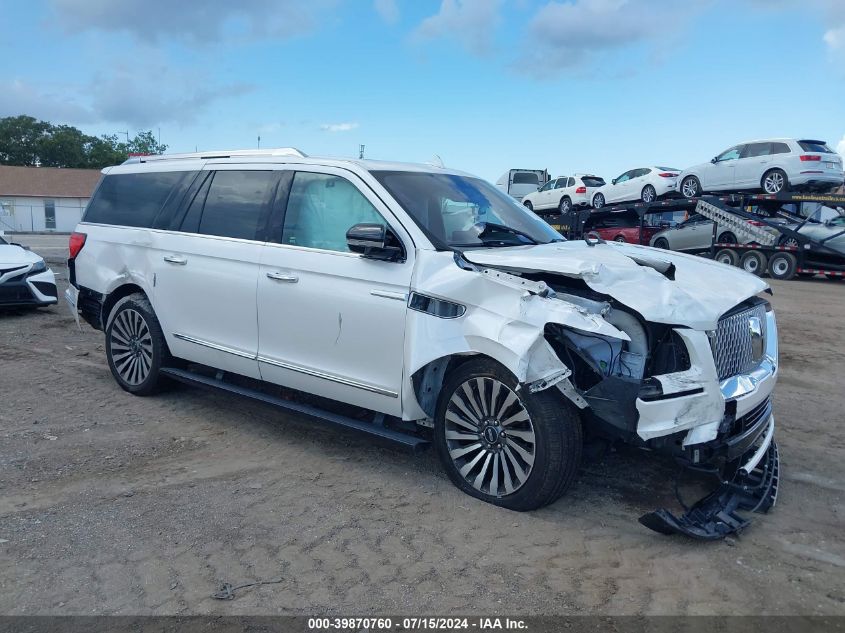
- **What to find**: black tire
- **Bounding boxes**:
[653,237,670,250]
[717,231,737,244]
[105,293,170,396]
[434,358,582,511]
[523,200,533,211]
[681,176,701,198]
[762,169,788,194]
[740,250,768,276]
[592,193,605,209]
[614,235,627,243]
[559,197,572,213]
[715,248,740,267]
[768,252,797,280]
[641,184,657,203]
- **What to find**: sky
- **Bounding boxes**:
[1,0,845,182]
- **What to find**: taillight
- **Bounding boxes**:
[800,155,821,162]
[658,172,678,177]
[69,232,87,259]
[575,186,587,194]
[747,220,763,226]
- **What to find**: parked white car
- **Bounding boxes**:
[0,232,58,308]
[591,167,680,208]
[66,147,780,536]
[522,174,606,213]
[677,139,845,198]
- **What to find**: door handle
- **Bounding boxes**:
[266,271,298,283]
[163,255,187,265]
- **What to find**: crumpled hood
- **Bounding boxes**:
[0,244,42,267]
[463,241,769,330]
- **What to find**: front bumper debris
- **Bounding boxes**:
[639,431,779,540]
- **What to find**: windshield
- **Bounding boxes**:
[372,171,564,249]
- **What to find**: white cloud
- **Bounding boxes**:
[412,0,502,56]
[522,0,702,72]
[374,0,400,25]
[50,0,336,43]
[836,134,845,156]
[320,122,359,132]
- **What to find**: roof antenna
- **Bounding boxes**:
[428,154,444,168]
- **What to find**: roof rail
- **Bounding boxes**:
[122,147,308,165]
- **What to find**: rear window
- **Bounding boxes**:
[798,140,833,153]
[512,172,540,185]
[580,176,605,187]
[84,171,192,227]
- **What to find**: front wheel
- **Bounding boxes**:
[718,232,737,244]
[523,200,533,211]
[653,237,670,250]
[106,293,170,396]
[592,193,605,209]
[434,358,582,511]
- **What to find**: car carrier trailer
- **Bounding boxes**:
[536,193,845,280]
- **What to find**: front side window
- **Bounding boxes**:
[372,171,562,249]
[282,172,386,252]
[716,146,742,162]
[538,180,554,192]
[615,171,632,184]
[554,179,567,189]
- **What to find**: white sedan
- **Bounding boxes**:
[0,232,58,308]
[591,167,680,208]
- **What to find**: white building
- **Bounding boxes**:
[0,165,101,232]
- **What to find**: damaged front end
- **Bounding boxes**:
[451,242,781,539]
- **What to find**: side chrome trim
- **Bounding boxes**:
[370,290,407,301]
[257,355,399,398]
[172,333,256,360]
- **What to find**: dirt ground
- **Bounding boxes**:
[0,235,843,616]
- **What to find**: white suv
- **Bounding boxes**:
[522,174,605,213]
[66,148,780,534]
[678,138,844,198]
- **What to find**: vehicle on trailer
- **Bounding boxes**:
[591,167,680,209]
[677,139,844,198]
[582,209,664,244]
[66,148,780,538]
[0,231,58,309]
[649,211,780,252]
[495,168,549,202]
[522,174,605,213]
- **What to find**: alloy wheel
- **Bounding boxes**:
[109,308,153,386]
[682,178,698,198]
[764,172,785,194]
[444,377,536,497]
[642,186,656,202]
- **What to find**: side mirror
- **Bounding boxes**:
[346,223,404,261]
[611,179,617,185]
[711,157,718,164]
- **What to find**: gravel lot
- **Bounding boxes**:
[1,235,843,616]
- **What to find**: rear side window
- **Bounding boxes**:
[742,143,771,158]
[197,171,279,240]
[771,142,790,154]
[512,172,540,185]
[84,171,190,227]
[798,140,833,153]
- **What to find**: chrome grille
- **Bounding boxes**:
[711,303,767,380]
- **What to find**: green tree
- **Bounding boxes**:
[0,115,52,165]
[127,130,167,156]
[39,125,91,168]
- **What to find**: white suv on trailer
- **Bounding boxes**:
[67,148,780,537]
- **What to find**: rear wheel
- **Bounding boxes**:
[762,169,788,194]
[559,197,572,213]
[768,252,797,280]
[681,176,701,198]
[592,193,605,209]
[715,248,740,267]
[434,358,582,511]
[614,235,627,243]
[641,185,657,203]
[653,237,670,250]
[106,293,169,396]
[523,200,533,211]
[740,250,768,276]
[717,231,737,244]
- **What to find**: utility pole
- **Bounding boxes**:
[359,144,365,159]
[258,135,261,149]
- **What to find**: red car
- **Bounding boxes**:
[583,209,665,244]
